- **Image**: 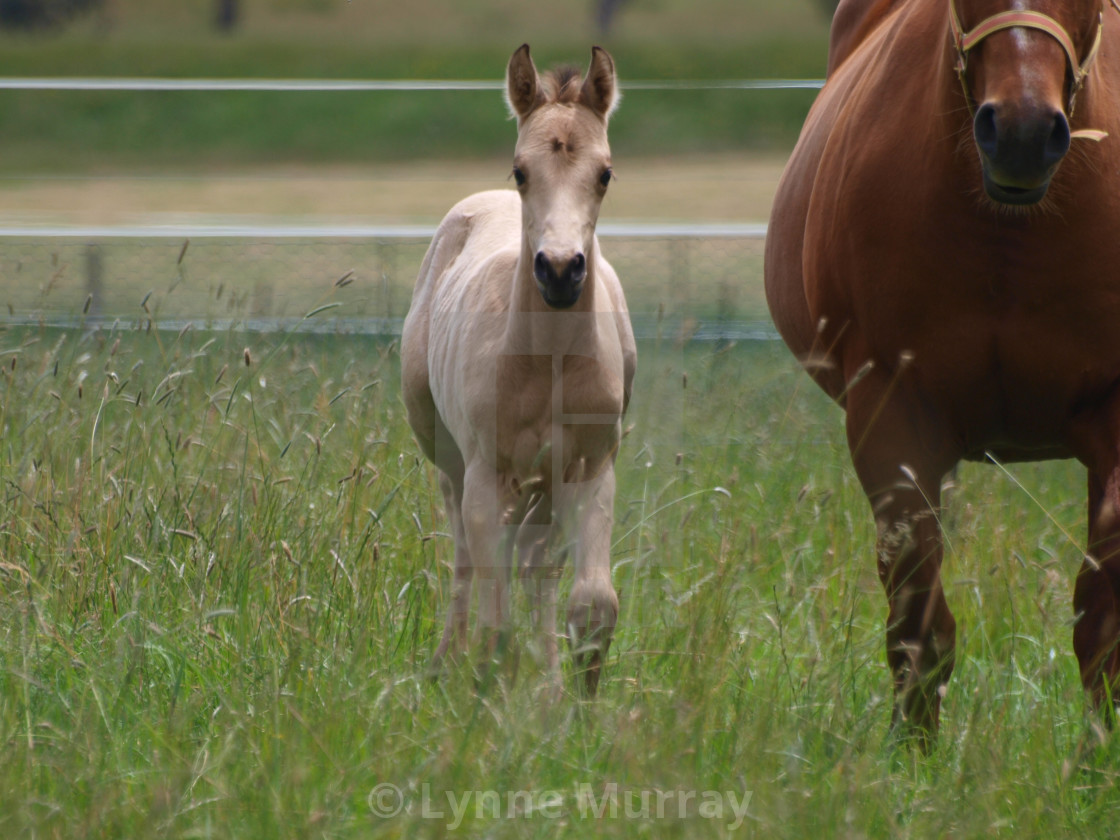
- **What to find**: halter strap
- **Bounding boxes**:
[949,1,1105,132]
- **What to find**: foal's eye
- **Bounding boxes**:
[599,168,613,188]
[512,167,526,187]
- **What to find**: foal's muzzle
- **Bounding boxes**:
[973,102,1070,205]
[534,251,586,309]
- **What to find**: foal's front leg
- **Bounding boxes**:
[461,461,516,669]
[561,468,620,697]
[515,492,565,697]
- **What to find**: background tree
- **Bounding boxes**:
[215,0,238,31]
[0,0,101,29]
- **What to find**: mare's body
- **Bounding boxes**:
[766,0,1120,742]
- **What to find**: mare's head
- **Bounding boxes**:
[506,44,618,309]
[951,0,1104,205]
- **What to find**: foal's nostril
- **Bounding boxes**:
[534,251,586,286]
[534,251,550,282]
[1044,111,1071,167]
[974,103,999,158]
[568,252,586,282]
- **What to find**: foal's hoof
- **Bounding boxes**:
[567,584,618,698]
[571,635,609,697]
[535,673,566,708]
[426,643,456,681]
[473,628,518,694]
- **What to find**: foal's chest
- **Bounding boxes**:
[494,351,625,483]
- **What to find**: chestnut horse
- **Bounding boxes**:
[766,0,1120,745]
[401,46,635,696]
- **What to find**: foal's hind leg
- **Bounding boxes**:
[433,469,472,666]
[846,362,959,748]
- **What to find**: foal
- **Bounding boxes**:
[401,45,635,695]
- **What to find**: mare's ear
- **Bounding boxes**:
[579,46,619,122]
[506,44,542,125]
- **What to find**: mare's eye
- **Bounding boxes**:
[513,167,526,187]
[599,168,613,188]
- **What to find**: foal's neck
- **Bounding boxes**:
[506,239,602,357]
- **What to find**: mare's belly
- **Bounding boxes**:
[898,313,1120,461]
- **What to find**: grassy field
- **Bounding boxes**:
[0,0,829,172]
[5,3,1120,836]
[0,307,1117,837]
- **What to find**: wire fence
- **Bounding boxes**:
[0,77,824,92]
[0,76,800,340]
[0,224,776,341]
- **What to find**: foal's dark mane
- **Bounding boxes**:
[541,66,583,104]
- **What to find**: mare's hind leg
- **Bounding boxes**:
[846,361,959,748]
[433,468,472,666]
[1071,405,1120,715]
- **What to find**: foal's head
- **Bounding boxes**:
[505,44,618,309]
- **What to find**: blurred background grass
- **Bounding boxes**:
[0,0,832,172]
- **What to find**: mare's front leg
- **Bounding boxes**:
[846,360,959,748]
[561,467,620,697]
[1071,401,1120,716]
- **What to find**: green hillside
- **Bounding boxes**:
[0,0,830,171]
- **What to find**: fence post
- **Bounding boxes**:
[669,238,691,320]
[85,243,103,319]
[378,241,396,321]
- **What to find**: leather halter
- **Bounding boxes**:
[949,0,1107,139]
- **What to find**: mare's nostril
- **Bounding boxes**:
[1044,111,1071,168]
[974,103,999,158]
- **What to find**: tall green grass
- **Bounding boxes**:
[0,307,1117,837]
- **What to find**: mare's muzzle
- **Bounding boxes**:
[973,102,1070,205]
[534,251,586,309]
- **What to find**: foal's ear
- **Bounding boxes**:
[506,43,542,124]
[580,46,619,122]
